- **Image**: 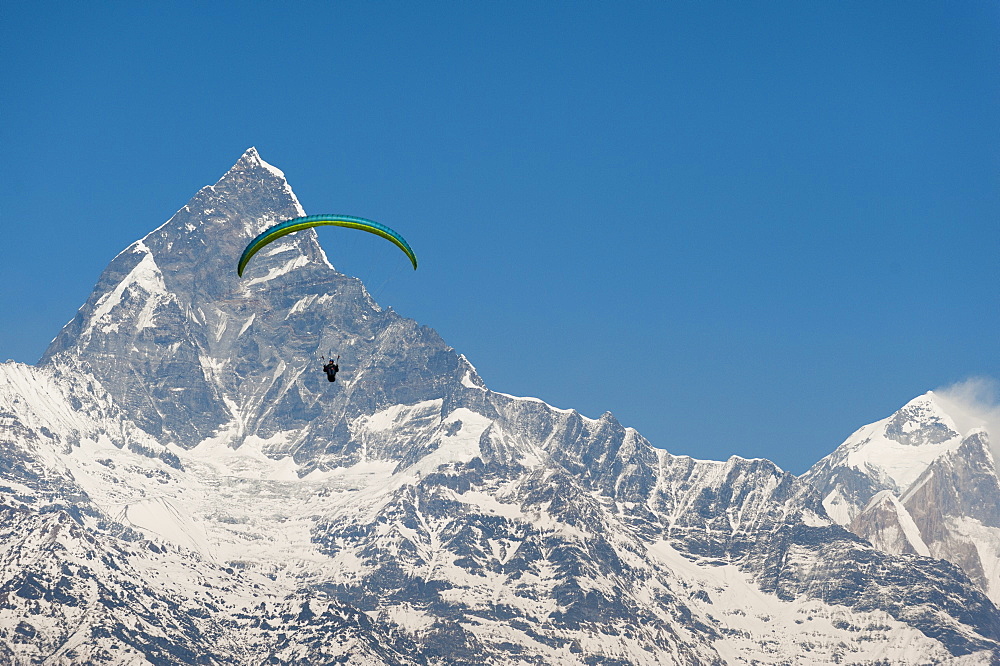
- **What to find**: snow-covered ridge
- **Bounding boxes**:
[81,241,172,339]
[816,392,966,493]
[0,360,152,455]
[236,146,306,217]
[6,150,999,664]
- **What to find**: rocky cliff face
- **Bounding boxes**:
[1,149,998,664]
[900,431,1000,600]
[849,490,931,556]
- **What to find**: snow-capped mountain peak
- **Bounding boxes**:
[224,146,307,220]
[4,151,999,664]
[805,390,1000,611]
[811,392,967,502]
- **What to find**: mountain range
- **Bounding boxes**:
[2,149,998,665]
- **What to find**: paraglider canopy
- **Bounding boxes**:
[237,214,417,277]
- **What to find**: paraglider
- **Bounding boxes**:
[237,214,417,277]
[238,215,412,387]
[322,355,340,382]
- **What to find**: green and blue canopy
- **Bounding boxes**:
[237,214,417,277]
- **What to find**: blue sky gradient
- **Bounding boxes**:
[2,2,997,473]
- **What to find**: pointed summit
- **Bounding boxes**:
[807,392,965,498]
[801,392,970,527]
[40,151,336,444]
[225,146,293,185]
[44,149,318,348]
[40,150,464,454]
[237,145,263,167]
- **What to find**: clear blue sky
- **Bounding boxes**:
[2,2,997,474]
